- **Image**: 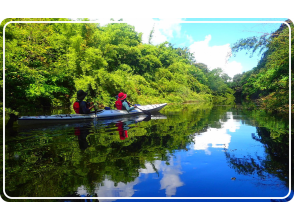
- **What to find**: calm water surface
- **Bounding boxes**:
[3,104,291,201]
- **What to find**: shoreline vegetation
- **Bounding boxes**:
[1,18,292,119]
[230,19,293,115]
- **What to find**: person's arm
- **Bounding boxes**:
[122,101,135,111]
[88,102,95,110]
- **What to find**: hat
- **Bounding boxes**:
[77,90,87,100]
[117,92,127,101]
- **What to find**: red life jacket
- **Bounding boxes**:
[116,121,128,140]
[73,101,81,114]
[115,100,127,110]
[74,101,91,114]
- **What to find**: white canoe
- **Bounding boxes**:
[17,103,167,124]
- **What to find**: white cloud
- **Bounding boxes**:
[192,112,241,153]
[98,178,139,197]
[160,158,184,197]
[140,159,184,197]
[225,61,243,77]
[127,18,183,45]
[189,35,243,78]
[222,112,242,133]
[139,160,162,174]
[156,18,182,38]
[77,178,140,202]
[120,18,159,44]
[186,35,194,44]
[97,18,183,45]
[76,157,184,199]
[139,159,184,197]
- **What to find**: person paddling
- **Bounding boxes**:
[115,92,137,112]
[73,90,95,114]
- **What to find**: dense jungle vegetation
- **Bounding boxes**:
[1,18,235,116]
[230,19,293,114]
[0,18,292,116]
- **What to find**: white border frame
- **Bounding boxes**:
[2,19,292,200]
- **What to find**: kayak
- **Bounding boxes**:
[15,113,167,132]
[17,103,167,125]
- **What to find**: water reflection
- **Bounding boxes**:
[75,126,91,151]
[76,157,184,200]
[193,112,240,154]
[114,115,152,140]
[4,105,290,200]
[159,158,184,197]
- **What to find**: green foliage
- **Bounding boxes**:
[1,18,237,116]
[203,68,235,104]
[231,20,293,113]
[231,35,269,58]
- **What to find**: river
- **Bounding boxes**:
[2,104,292,202]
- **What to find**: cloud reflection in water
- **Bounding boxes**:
[76,112,242,199]
[193,112,241,154]
[76,157,184,199]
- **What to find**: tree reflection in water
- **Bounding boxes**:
[224,109,290,191]
[3,104,290,200]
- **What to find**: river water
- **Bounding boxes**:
[2,104,292,202]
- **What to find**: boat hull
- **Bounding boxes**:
[96,103,167,118]
[17,103,167,125]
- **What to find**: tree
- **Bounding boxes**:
[220,72,231,83]
[231,19,293,113]
[148,24,155,45]
[2,18,236,115]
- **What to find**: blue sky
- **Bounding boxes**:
[169,20,284,77]
[98,18,287,78]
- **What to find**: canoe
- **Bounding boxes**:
[17,103,167,125]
